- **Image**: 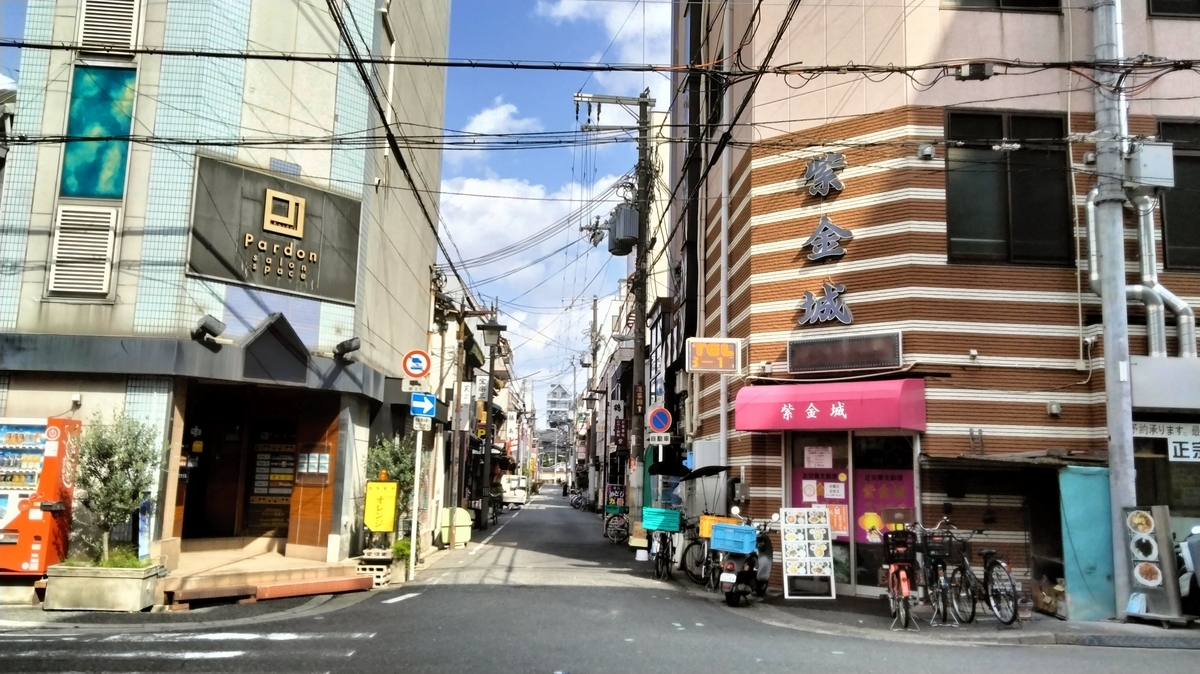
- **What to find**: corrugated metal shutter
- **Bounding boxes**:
[48,205,118,295]
[79,0,139,52]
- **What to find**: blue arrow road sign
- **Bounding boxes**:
[410,392,436,418]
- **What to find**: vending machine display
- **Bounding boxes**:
[0,418,81,576]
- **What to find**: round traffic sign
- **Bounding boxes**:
[647,407,672,434]
[402,350,431,378]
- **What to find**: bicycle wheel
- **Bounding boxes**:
[605,514,629,544]
[987,562,1019,625]
[898,596,912,629]
[682,541,707,584]
[935,575,951,623]
[705,553,722,593]
[949,565,977,623]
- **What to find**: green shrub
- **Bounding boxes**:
[392,537,411,560]
[97,545,151,569]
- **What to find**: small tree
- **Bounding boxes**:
[365,433,416,513]
[76,412,159,562]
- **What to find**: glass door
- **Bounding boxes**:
[850,435,916,597]
[789,432,853,596]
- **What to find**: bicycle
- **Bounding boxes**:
[944,525,1019,626]
[682,516,724,592]
[605,511,629,544]
[651,529,675,581]
[875,526,920,631]
[912,520,955,627]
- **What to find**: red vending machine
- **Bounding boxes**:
[0,418,81,576]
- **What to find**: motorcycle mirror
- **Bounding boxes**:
[730,506,740,516]
[1192,525,1200,535]
[771,513,780,522]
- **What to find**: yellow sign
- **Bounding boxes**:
[685,337,742,374]
[364,480,399,533]
[263,188,306,239]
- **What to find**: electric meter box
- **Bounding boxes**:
[1125,141,1174,189]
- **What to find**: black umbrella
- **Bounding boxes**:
[648,461,691,477]
[679,465,731,482]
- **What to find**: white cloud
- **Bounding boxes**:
[535,0,672,106]
[448,98,544,168]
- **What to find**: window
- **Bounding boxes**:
[943,0,1060,10]
[60,66,136,199]
[79,0,140,52]
[1149,0,1200,17]
[1162,121,1200,269]
[48,205,118,295]
[946,111,1073,265]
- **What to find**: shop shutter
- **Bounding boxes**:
[48,205,118,295]
[79,0,140,52]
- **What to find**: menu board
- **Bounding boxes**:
[244,444,296,536]
[1123,506,1181,618]
[781,506,836,599]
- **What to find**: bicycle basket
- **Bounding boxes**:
[883,529,919,564]
[923,531,952,558]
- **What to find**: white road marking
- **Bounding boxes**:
[103,632,374,642]
[382,592,421,604]
[9,651,248,660]
[695,623,704,627]
[469,522,508,555]
[833,651,845,655]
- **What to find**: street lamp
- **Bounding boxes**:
[477,315,506,531]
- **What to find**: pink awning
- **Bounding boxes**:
[734,379,926,432]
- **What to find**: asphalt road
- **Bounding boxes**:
[1,493,1196,673]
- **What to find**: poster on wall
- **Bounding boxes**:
[793,466,850,541]
[781,506,836,599]
[853,469,914,544]
[804,446,833,469]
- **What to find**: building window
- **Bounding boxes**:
[1148,0,1200,18]
[946,111,1072,265]
[60,66,136,199]
[943,0,1060,10]
[1162,122,1200,269]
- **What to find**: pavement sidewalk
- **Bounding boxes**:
[677,578,1200,649]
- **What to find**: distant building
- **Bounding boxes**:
[546,384,572,428]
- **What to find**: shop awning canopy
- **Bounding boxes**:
[734,379,926,432]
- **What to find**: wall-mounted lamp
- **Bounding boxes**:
[1047,401,1063,417]
[968,349,979,361]
[917,143,935,161]
[334,337,361,360]
[192,314,226,341]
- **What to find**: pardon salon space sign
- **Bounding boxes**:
[187,157,361,304]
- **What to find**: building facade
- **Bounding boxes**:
[0,0,451,585]
[665,0,1200,615]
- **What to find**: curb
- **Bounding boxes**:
[672,576,1200,649]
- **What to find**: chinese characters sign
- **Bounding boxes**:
[364,480,399,533]
[802,216,852,261]
[799,283,853,325]
[685,338,742,374]
[801,153,846,197]
[1133,422,1200,463]
[853,470,914,544]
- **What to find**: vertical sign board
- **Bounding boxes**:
[780,506,836,599]
[1123,506,1182,618]
[245,437,297,537]
[364,481,399,533]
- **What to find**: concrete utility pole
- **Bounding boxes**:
[1091,0,1135,617]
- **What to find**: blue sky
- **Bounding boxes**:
[1,0,670,423]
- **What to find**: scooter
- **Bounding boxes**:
[719,506,779,607]
[1176,525,1200,615]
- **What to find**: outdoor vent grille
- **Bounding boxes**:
[79,0,139,52]
[48,205,118,295]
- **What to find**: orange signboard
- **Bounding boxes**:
[685,338,742,374]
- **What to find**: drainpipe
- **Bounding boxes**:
[718,0,732,474]
[1130,193,1197,357]
[1086,188,1166,356]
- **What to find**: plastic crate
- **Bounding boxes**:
[643,507,682,532]
[710,523,757,554]
[923,531,953,558]
[700,515,739,538]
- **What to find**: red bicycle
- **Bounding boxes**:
[875,527,920,631]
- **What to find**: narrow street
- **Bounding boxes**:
[0,493,1197,673]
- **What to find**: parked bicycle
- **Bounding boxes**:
[912,520,954,626]
[874,526,919,631]
[944,523,1019,625]
[604,511,629,544]
[651,528,675,581]
[682,515,728,592]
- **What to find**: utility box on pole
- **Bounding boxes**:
[607,202,638,256]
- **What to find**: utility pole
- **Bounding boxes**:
[575,90,655,518]
[446,316,464,551]
[1092,0,1135,618]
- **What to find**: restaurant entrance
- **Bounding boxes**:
[788,432,917,597]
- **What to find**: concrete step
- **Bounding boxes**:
[160,562,359,592]
[255,575,373,600]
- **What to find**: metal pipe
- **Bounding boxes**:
[1086,188,1166,356]
[1130,193,1197,357]
[718,0,733,476]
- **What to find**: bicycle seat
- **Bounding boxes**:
[977,548,997,559]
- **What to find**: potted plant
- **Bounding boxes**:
[43,412,163,612]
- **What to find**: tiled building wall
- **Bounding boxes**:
[0,0,53,330]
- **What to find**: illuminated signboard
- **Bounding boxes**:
[685,338,742,374]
